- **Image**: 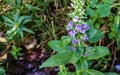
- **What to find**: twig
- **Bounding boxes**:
[110,46,117,71]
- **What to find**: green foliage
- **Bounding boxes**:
[88,29,104,43]
[10,45,22,59]
[105,72,119,75]
[86,46,110,60]
[40,0,120,75]
[97,4,111,17]
[48,40,71,53]
[2,12,34,40]
[5,0,22,12]
[60,36,73,47]
[40,50,73,68]
[87,69,104,75]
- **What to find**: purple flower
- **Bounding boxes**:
[73,16,79,22]
[68,30,77,37]
[75,24,89,34]
[81,35,89,41]
[72,38,78,44]
[83,24,89,30]
[75,24,82,32]
[71,47,76,50]
[66,21,73,31]
[115,64,120,71]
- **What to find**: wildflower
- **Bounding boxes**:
[115,64,120,71]
[66,21,73,31]
[71,47,76,50]
[68,30,77,37]
[81,35,89,41]
[72,38,78,44]
[75,24,89,34]
[73,16,79,22]
[75,24,82,32]
[83,24,89,30]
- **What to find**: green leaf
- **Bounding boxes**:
[22,19,31,25]
[40,51,73,68]
[6,23,14,27]
[97,4,111,17]
[48,40,61,52]
[75,58,88,73]
[48,40,71,52]
[2,16,14,25]
[25,4,40,11]
[5,0,16,7]
[87,69,104,75]
[18,16,24,24]
[14,12,19,22]
[7,27,16,34]
[86,8,95,17]
[0,67,5,75]
[88,29,103,43]
[16,0,21,6]
[71,46,83,63]
[105,72,119,75]
[60,36,73,47]
[22,27,35,34]
[18,16,31,24]
[90,0,98,8]
[86,46,110,60]
[81,59,88,72]
[10,45,22,59]
[104,0,116,3]
[68,13,75,19]
[19,30,24,39]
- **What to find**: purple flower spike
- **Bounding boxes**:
[72,38,78,44]
[66,21,73,31]
[76,24,89,34]
[75,24,82,32]
[68,30,77,37]
[83,24,89,30]
[73,16,79,22]
[81,35,89,41]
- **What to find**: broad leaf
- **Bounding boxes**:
[86,8,95,17]
[60,36,73,47]
[97,4,111,17]
[81,59,88,72]
[70,46,83,63]
[40,51,73,68]
[87,69,104,75]
[86,46,110,60]
[48,40,71,52]
[88,29,103,43]
[105,72,119,75]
